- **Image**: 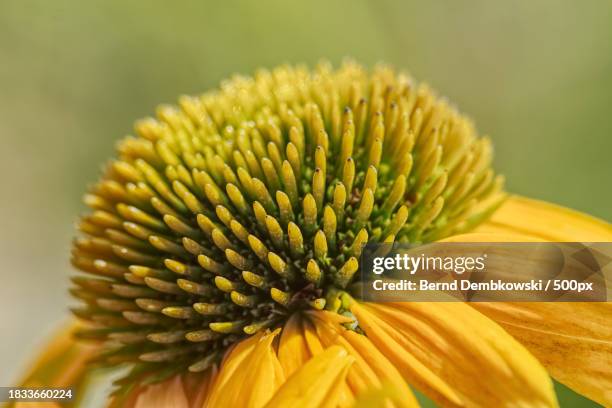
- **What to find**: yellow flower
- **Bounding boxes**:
[14,62,611,407]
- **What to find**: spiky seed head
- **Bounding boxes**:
[71,61,505,381]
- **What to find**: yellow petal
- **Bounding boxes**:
[451,197,612,404]
[352,381,415,408]
[134,374,189,408]
[475,195,612,241]
[208,331,265,395]
[350,302,462,406]
[302,318,325,356]
[472,302,612,406]
[301,317,355,407]
[343,331,419,408]
[441,231,541,243]
[206,329,284,408]
[305,309,355,325]
[309,317,378,394]
[263,346,354,408]
[308,312,419,408]
[442,231,611,291]
[278,314,311,376]
[352,302,558,407]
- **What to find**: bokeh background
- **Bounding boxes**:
[1,1,610,406]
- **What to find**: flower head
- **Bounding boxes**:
[17,61,612,408]
[70,61,503,374]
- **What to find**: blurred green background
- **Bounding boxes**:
[0,0,609,406]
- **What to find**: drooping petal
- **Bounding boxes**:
[309,316,378,394]
[12,320,97,408]
[351,302,558,407]
[209,331,265,394]
[182,370,217,408]
[351,381,416,408]
[278,314,311,376]
[308,311,419,407]
[205,329,284,408]
[474,195,612,241]
[472,302,612,406]
[350,303,462,406]
[111,363,216,408]
[301,317,355,407]
[263,346,354,408]
[134,375,190,408]
[11,322,105,408]
[453,198,612,406]
[441,231,540,243]
[302,318,326,356]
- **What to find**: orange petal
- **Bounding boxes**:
[134,375,189,408]
[14,320,97,408]
[13,403,62,408]
[182,370,216,408]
